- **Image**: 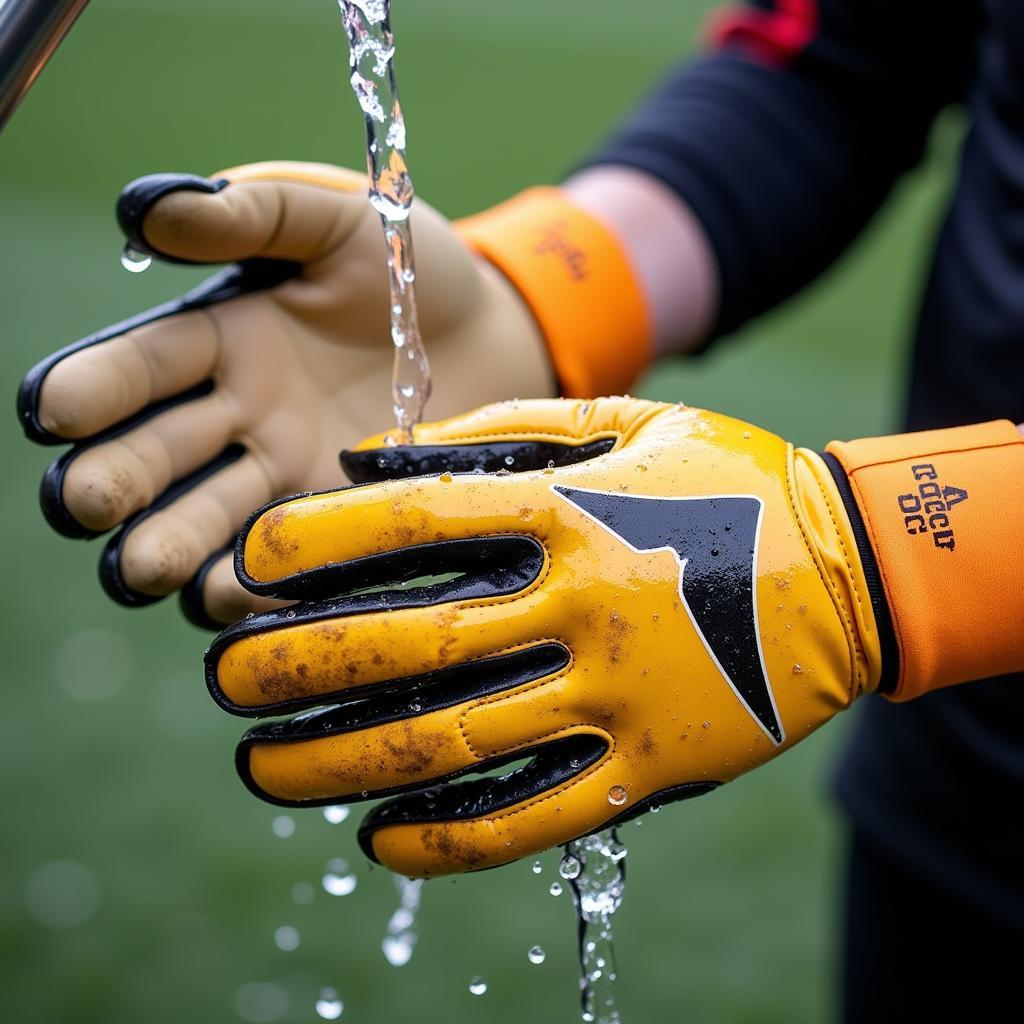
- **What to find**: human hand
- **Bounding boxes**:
[204,396,894,876]
[18,161,553,626]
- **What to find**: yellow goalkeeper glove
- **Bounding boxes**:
[205,397,1024,876]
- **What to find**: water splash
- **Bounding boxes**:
[381,874,423,966]
[338,0,430,442]
[564,829,627,1024]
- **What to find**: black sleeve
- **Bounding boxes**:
[584,0,981,341]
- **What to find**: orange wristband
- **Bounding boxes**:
[826,421,1024,701]
[457,188,653,398]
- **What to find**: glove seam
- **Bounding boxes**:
[829,437,1023,474]
[457,639,576,761]
[471,724,615,823]
[807,458,870,700]
[444,532,553,614]
[783,445,859,699]
[842,470,907,697]
[410,429,620,445]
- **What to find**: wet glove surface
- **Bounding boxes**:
[206,397,886,876]
[17,161,551,627]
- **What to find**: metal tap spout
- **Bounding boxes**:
[0,0,90,133]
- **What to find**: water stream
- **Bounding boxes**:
[338,0,430,442]
[333,5,629,1021]
[563,830,627,1024]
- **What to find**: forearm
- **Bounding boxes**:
[563,166,718,357]
[574,2,979,347]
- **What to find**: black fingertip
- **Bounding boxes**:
[116,173,228,261]
[358,819,383,863]
[234,731,277,805]
[98,529,164,608]
[340,437,618,484]
[180,547,234,631]
[39,452,102,539]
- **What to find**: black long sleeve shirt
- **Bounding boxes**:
[588,0,1024,930]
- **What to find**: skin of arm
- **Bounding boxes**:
[564,166,719,358]
[564,171,1024,451]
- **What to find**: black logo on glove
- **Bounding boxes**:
[898,464,968,552]
[553,486,784,744]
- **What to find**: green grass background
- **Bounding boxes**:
[0,1,961,1021]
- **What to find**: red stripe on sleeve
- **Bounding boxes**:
[707,0,819,66]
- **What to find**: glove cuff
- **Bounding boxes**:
[456,188,653,398]
[825,420,1024,701]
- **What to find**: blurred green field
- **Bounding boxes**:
[0,2,962,1022]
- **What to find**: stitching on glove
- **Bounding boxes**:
[456,639,575,761]
[449,531,553,612]
[412,429,620,445]
[783,446,857,692]
[814,465,870,698]
[841,437,1024,474]
[846,471,907,696]
[484,725,615,824]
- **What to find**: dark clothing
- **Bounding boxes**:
[587,0,1024,954]
[842,828,1021,1022]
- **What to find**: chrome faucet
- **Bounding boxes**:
[0,0,90,133]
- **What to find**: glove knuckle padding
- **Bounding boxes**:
[207,398,883,877]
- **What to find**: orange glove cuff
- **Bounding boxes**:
[826,421,1024,701]
[456,188,653,398]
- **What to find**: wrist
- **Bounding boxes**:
[563,166,719,356]
[456,188,654,398]
[824,421,1024,700]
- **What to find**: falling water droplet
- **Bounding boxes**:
[382,937,412,965]
[272,815,295,839]
[559,853,582,880]
[274,925,300,951]
[381,875,423,966]
[322,859,357,896]
[468,976,488,996]
[315,988,343,1020]
[120,244,152,273]
[323,805,350,825]
[607,785,628,806]
[527,945,546,965]
[549,882,563,897]
[531,860,543,875]
[503,455,515,466]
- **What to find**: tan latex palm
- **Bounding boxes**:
[20,162,552,625]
